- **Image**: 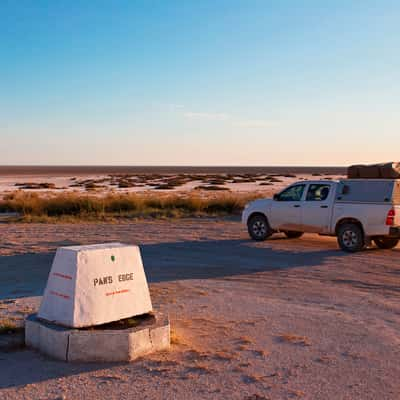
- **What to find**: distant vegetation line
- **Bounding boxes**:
[0,192,260,222]
[0,165,346,176]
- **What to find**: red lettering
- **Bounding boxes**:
[105,289,130,297]
[53,272,72,280]
[50,290,70,300]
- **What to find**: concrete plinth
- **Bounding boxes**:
[25,312,170,362]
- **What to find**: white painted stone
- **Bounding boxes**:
[68,330,130,362]
[25,313,170,362]
[38,322,69,361]
[24,316,41,349]
[38,243,152,328]
[150,324,171,352]
[128,328,152,359]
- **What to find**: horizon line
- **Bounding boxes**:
[0,164,347,168]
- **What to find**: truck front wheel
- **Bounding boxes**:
[247,214,273,241]
[337,223,365,252]
[374,238,399,249]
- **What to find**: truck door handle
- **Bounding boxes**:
[320,205,328,208]
[294,205,300,208]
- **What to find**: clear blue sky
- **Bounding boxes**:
[1,1,399,165]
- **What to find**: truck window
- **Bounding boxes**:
[306,184,330,201]
[277,184,305,201]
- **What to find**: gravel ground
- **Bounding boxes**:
[0,219,400,400]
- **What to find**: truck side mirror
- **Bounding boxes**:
[342,185,349,195]
[273,194,279,201]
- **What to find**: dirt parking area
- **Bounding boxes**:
[1,219,400,400]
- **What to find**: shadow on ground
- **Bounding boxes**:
[141,238,347,282]
[0,350,126,389]
[0,238,348,300]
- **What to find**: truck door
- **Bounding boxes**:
[270,184,305,230]
[301,183,332,233]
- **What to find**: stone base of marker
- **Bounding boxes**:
[25,311,170,362]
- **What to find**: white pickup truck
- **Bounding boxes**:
[242,179,400,252]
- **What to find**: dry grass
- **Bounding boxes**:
[0,191,260,221]
[212,350,240,361]
[170,329,183,345]
[0,318,20,334]
[242,374,265,383]
[279,333,311,346]
[188,362,217,374]
[237,335,254,345]
[253,349,268,357]
[184,349,210,361]
[288,389,305,398]
[245,394,271,400]
[192,289,208,296]
[315,355,337,364]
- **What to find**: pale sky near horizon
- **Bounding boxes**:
[1,1,399,166]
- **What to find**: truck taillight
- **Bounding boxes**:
[386,208,395,226]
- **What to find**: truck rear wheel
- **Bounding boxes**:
[337,223,365,252]
[247,214,272,241]
[374,238,399,249]
[284,231,304,239]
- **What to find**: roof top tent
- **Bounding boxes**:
[347,162,400,179]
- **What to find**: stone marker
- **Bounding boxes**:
[38,243,153,328]
[26,242,170,362]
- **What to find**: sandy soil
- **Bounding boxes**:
[1,219,400,400]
